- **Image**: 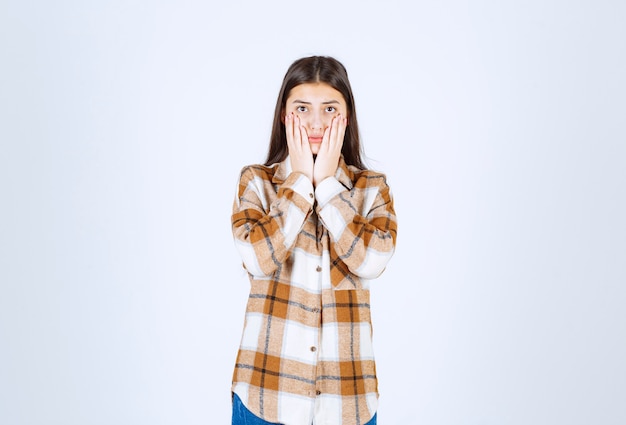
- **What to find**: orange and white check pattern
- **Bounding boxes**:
[231,156,397,425]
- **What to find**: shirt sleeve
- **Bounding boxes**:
[314,172,397,279]
[231,165,314,277]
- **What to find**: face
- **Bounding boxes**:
[284,82,348,154]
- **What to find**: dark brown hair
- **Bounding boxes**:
[264,56,366,169]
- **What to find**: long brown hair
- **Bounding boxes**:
[264,56,366,170]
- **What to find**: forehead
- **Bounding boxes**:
[286,82,346,104]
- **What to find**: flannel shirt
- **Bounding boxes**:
[231,155,397,425]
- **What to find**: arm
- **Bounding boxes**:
[315,172,397,279]
[232,166,314,277]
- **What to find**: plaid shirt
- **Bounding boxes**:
[231,156,397,425]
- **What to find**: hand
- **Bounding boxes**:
[313,114,347,186]
[285,112,313,181]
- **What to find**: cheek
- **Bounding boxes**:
[322,115,336,127]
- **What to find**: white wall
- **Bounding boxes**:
[1,1,625,424]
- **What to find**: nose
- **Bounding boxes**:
[307,110,324,133]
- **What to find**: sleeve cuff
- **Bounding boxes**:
[286,172,315,208]
[314,176,345,207]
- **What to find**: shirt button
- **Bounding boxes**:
[316,266,322,272]
[310,346,317,352]
[309,192,314,199]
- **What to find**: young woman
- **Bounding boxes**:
[231,56,397,425]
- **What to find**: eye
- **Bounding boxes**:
[296,105,308,112]
[325,106,337,113]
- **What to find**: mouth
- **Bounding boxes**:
[308,136,323,144]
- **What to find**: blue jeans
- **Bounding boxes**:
[232,393,377,425]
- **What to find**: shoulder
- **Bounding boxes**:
[238,163,279,183]
[235,163,285,199]
[348,165,392,191]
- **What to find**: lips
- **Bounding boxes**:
[308,136,323,143]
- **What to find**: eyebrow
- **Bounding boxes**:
[291,99,341,105]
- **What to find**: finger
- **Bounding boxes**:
[294,115,304,149]
[327,115,341,152]
[289,114,303,155]
[300,124,312,155]
[298,119,311,150]
[297,116,308,143]
[285,112,296,152]
[296,118,313,157]
[319,125,331,155]
[334,114,347,152]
